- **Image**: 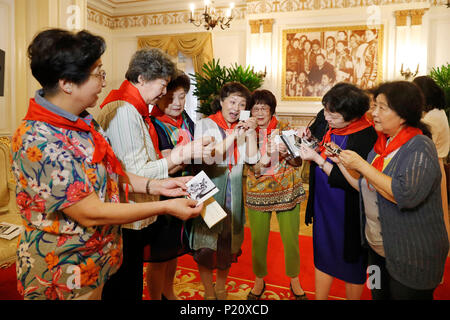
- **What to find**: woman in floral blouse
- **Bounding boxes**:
[11,28,202,300]
[245,90,307,300]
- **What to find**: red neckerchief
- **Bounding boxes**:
[208,111,239,172]
[364,113,375,127]
[319,116,372,159]
[100,80,163,159]
[372,126,422,172]
[24,98,129,201]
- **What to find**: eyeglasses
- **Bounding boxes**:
[90,70,106,81]
[251,106,271,114]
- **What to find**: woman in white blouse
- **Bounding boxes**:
[97,48,214,300]
[413,75,450,249]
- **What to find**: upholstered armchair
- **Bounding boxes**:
[0,136,21,268]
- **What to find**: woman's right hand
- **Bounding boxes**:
[187,136,215,161]
[338,149,365,171]
[164,198,203,221]
[296,126,310,139]
[235,121,247,136]
[299,143,320,162]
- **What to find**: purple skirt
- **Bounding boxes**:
[312,135,366,284]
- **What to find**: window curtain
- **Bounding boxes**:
[137,32,213,75]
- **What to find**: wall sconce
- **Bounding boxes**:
[251,66,266,79]
[400,63,419,80]
[257,66,267,78]
[189,1,234,30]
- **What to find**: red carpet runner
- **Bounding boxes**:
[143,227,450,300]
[1,227,449,300]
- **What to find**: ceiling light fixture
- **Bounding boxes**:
[189,1,234,30]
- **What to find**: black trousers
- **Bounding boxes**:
[367,247,435,300]
[102,228,147,300]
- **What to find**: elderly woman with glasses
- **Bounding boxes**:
[245,89,307,300]
[12,29,202,300]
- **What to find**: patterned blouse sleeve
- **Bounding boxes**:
[11,122,95,225]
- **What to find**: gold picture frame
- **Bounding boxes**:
[281,25,384,101]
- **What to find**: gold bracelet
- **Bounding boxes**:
[146,179,152,195]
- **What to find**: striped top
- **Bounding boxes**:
[361,134,449,290]
[97,101,168,230]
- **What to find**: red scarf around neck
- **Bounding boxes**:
[257,116,278,134]
[372,126,422,172]
[100,80,163,159]
[24,98,129,200]
[208,111,239,172]
[319,116,372,159]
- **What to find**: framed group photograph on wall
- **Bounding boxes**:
[281,25,383,101]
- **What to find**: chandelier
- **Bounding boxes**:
[189,1,235,30]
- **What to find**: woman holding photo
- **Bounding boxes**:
[12,28,202,300]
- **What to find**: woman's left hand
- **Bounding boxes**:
[149,177,190,197]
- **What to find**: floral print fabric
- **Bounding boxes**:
[11,119,122,300]
[246,121,306,212]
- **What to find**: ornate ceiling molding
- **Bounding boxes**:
[87,0,442,30]
[87,5,246,29]
[246,0,434,14]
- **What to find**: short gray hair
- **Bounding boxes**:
[125,48,176,83]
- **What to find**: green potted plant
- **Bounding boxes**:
[190,59,265,116]
[429,62,450,122]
